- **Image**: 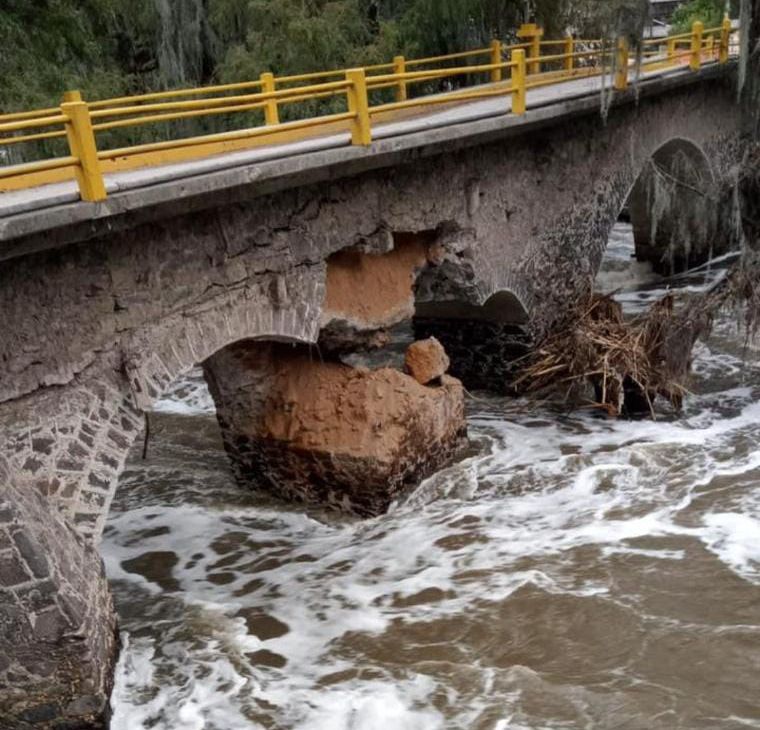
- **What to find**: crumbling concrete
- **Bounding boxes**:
[404,337,450,385]
[319,235,437,354]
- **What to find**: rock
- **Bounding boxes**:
[404,337,450,385]
[204,342,467,516]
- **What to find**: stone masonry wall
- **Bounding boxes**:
[0,458,118,728]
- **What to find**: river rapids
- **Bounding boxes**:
[105,224,760,730]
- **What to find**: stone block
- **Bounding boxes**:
[0,477,118,728]
[12,530,49,579]
[0,552,31,587]
[404,337,450,385]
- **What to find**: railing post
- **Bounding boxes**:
[667,37,677,65]
[517,23,544,75]
[690,20,704,71]
[490,40,503,82]
[564,36,574,73]
[511,49,527,115]
[393,55,407,102]
[260,72,279,125]
[719,15,731,64]
[346,68,372,146]
[61,94,106,202]
[614,36,629,90]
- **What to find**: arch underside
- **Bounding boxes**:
[627,137,721,275]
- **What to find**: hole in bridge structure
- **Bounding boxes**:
[413,263,532,394]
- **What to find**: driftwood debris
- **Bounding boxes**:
[514,292,709,417]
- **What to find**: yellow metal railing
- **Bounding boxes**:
[0,18,739,203]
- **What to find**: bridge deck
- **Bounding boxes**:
[0,59,732,249]
[0,63,709,217]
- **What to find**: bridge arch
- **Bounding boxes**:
[122,268,324,414]
[414,280,532,393]
[0,64,747,727]
[0,297,322,727]
[627,136,718,275]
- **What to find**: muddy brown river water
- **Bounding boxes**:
[105,224,760,729]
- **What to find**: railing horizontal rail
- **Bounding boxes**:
[0,115,67,134]
[370,84,518,115]
[92,101,268,132]
[536,49,609,64]
[366,80,403,92]
[639,47,699,67]
[0,107,61,124]
[276,70,349,85]
[88,80,266,110]
[0,156,77,180]
[0,129,68,146]
[89,81,352,120]
[526,67,600,89]
[370,60,515,85]
[97,112,356,161]
[405,47,492,67]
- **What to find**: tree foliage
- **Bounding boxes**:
[0,0,125,111]
[671,0,727,32]
[0,0,739,140]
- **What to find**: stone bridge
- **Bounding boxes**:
[0,59,746,727]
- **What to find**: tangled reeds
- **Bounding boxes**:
[513,292,707,417]
[514,141,760,419]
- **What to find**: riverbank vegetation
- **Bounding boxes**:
[672,0,730,31]
[0,0,734,115]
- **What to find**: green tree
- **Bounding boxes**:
[0,0,126,112]
[388,0,525,59]
[215,0,377,80]
[671,0,726,33]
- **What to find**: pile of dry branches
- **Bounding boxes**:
[514,293,707,417]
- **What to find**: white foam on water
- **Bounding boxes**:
[267,675,444,730]
[107,354,760,727]
[701,511,760,582]
[110,616,262,730]
[151,369,216,416]
[105,383,760,726]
